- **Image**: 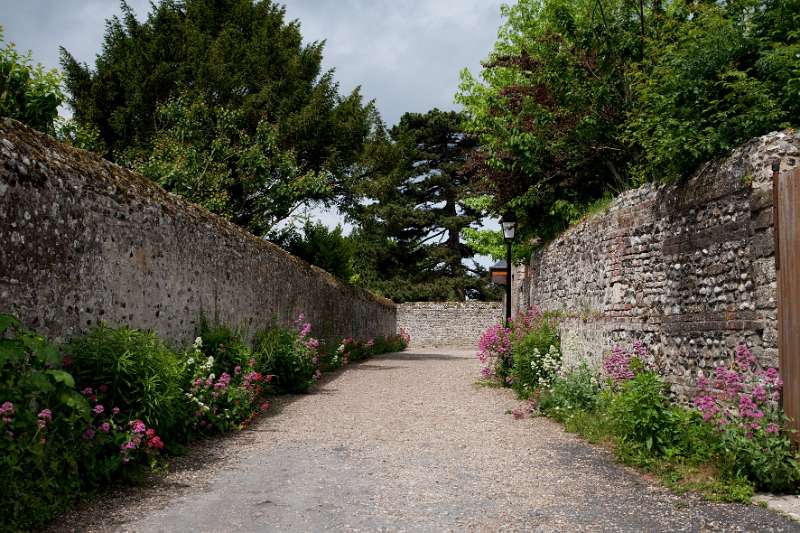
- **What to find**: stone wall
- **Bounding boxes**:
[397,302,502,347]
[516,130,800,397]
[0,119,396,346]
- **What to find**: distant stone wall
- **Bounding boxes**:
[397,302,502,347]
[0,118,396,346]
[516,130,800,398]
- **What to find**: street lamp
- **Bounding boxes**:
[500,210,517,325]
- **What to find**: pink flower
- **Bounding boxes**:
[81,387,93,397]
[234,365,242,375]
[0,401,15,416]
[112,407,120,415]
[37,408,52,421]
[93,404,105,415]
[83,428,96,440]
[260,402,270,412]
[766,422,780,434]
[131,420,146,433]
[306,338,320,350]
[100,422,111,433]
[147,436,164,450]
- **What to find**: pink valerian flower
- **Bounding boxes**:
[476,323,512,364]
[0,401,14,416]
[480,366,493,379]
[693,343,785,439]
[36,409,53,429]
[1,401,15,424]
[93,404,105,415]
[83,428,96,440]
[112,407,120,415]
[306,337,320,350]
[234,365,242,375]
[693,395,721,422]
[214,372,231,390]
[259,402,270,412]
[146,435,164,450]
[81,387,93,397]
[100,422,111,433]
[603,345,635,384]
[131,419,146,434]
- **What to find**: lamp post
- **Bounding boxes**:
[500,210,517,326]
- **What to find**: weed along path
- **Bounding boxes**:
[53,347,796,532]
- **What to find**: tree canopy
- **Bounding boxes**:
[0,27,63,134]
[60,0,378,234]
[458,0,800,242]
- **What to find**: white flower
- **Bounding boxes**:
[193,337,203,348]
[187,357,195,365]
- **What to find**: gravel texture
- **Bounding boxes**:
[47,347,800,532]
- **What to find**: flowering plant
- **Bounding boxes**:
[602,340,650,387]
[184,337,272,433]
[692,344,800,491]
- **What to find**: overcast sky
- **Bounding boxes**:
[0,0,505,126]
[0,0,504,263]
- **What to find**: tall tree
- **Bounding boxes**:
[60,0,377,233]
[457,0,799,242]
[349,109,495,302]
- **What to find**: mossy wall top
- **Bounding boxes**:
[0,118,396,345]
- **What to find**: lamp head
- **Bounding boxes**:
[500,210,517,241]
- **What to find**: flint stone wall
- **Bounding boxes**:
[518,130,800,398]
[397,302,502,347]
[0,119,396,346]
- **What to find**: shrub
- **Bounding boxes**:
[510,317,560,398]
[184,337,272,433]
[607,371,674,456]
[195,319,250,376]
[253,317,319,394]
[693,343,800,492]
[539,363,601,422]
[64,325,191,441]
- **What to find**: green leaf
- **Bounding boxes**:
[59,391,90,416]
[46,369,75,388]
[0,338,24,364]
[0,314,20,335]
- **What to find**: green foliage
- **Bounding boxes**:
[461,227,533,263]
[717,421,800,493]
[271,220,356,281]
[135,95,331,234]
[539,362,601,421]
[196,319,251,375]
[0,316,87,531]
[349,109,497,301]
[510,318,560,398]
[64,325,190,440]
[624,4,787,181]
[253,327,317,394]
[0,26,63,133]
[61,0,377,233]
[607,371,673,455]
[458,0,800,241]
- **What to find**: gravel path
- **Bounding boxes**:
[50,347,799,532]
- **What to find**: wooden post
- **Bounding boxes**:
[775,164,800,439]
